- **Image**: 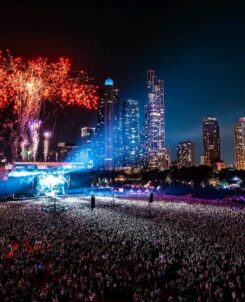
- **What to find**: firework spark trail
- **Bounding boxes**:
[43,131,51,162]
[0,50,98,161]
[29,120,41,162]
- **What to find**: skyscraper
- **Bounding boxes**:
[113,91,123,168]
[234,117,245,170]
[158,147,171,170]
[203,116,221,167]
[96,79,120,170]
[81,127,95,163]
[176,141,195,168]
[123,99,140,166]
[144,70,165,169]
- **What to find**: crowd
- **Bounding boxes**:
[0,197,244,302]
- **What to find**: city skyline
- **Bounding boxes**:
[53,73,243,170]
[0,68,243,168]
[56,74,244,168]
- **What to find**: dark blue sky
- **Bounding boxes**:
[0,1,244,164]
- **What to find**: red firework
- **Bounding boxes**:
[0,51,98,114]
[0,50,98,161]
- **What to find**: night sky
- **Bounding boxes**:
[0,1,245,164]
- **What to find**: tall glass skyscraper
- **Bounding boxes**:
[113,91,123,168]
[96,79,120,170]
[144,70,165,169]
[234,117,245,170]
[123,99,140,166]
[176,141,195,168]
[203,116,221,167]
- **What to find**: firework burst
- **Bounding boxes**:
[0,50,98,161]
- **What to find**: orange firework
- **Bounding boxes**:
[0,51,98,111]
[0,50,98,160]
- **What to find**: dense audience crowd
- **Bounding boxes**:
[0,198,244,302]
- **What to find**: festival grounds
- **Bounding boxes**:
[0,197,244,302]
